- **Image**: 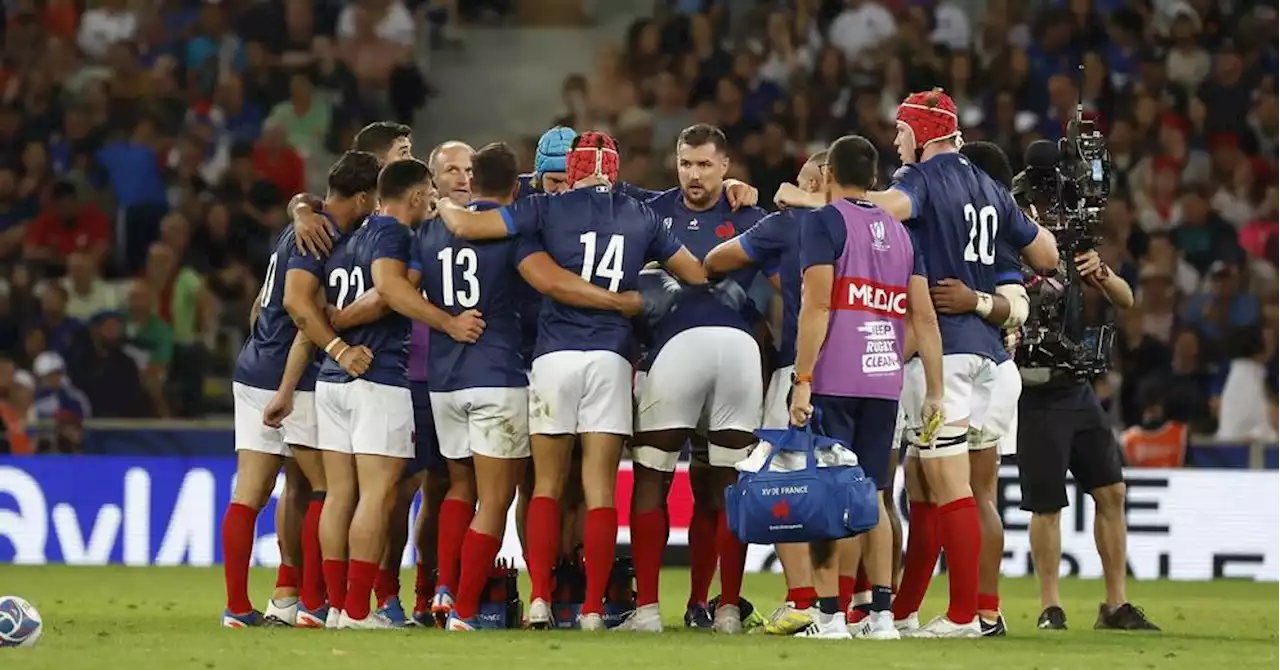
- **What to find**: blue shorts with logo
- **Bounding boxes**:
[404,380,443,478]
[811,394,899,490]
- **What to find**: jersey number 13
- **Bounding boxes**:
[963,203,999,266]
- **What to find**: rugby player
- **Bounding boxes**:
[304,159,465,629]
[790,135,942,640]
[512,126,759,573]
[435,131,708,630]
[703,151,827,635]
[406,139,478,627]
[426,142,650,630]
[623,124,767,634]
[220,150,380,628]
[779,90,1057,637]
[926,141,1031,634]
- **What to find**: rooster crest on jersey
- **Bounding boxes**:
[896,88,963,152]
[566,131,620,186]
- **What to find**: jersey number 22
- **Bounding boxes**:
[963,204,998,266]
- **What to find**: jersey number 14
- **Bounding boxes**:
[579,231,625,292]
[963,204,998,266]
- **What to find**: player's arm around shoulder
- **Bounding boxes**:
[437,193,533,240]
[289,193,332,257]
[517,247,643,317]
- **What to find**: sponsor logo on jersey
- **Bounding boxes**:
[687,219,700,231]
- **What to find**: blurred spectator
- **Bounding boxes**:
[143,239,211,417]
[253,123,307,202]
[96,118,169,272]
[60,251,119,321]
[266,72,332,160]
[65,311,150,419]
[827,0,897,64]
[23,180,111,273]
[1215,325,1279,441]
[29,283,82,357]
[0,165,37,261]
[1181,261,1261,346]
[0,365,34,456]
[31,350,89,424]
[76,0,138,61]
[122,278,173,418]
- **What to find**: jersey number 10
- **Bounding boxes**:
[579,231,625,292]
[962,203,999,266]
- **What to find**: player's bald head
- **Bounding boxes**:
[826,135,878,191]
[429,141,475,206]
[798,150,827,194]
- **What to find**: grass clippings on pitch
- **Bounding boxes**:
[3,566,1277,670]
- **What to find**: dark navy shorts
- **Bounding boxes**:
[404,381,443,478]
[811,394,899,491]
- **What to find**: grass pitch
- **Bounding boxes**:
[3,566,1277,669]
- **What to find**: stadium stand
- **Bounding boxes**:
[0,0,1273,466]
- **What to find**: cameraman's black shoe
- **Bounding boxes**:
[1037,606,1068,630]
[1095,603,1160,631]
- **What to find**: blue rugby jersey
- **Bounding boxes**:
[642,188,766,354]
[500,186,683,360]
[234,221,327,392]
[738,207,810,368]
[891,152,1039,362]
[411,201,527,392]
[317,215,414,387]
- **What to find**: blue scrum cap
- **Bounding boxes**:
[534,126,577,175]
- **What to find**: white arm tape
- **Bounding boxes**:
[997,283,1030,328]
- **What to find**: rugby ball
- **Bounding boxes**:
[0,596,42,648]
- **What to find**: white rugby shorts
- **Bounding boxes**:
[971,359,1021,455]
[901,353,997,459]
[528,350,633,436]
[315,379,415,458]
[636,327,763,466]
[761,364,794,430]
[430,387,531,460]
[233,382,317,456]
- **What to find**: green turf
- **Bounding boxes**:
[3,567,1277,669]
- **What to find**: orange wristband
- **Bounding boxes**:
[794,373,813,384]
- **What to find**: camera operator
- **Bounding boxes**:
[1010,167,1160,630]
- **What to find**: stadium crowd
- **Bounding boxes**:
[0,0,453,450]
[0,0,1275,457]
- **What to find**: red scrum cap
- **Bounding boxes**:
[566,131,620,186]
[896,88,961,149]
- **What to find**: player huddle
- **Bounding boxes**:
[219,90,1061,638]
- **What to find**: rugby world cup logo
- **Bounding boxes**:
[870,220,889,251]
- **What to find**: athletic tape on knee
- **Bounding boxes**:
[911,424,969,458]
[708,442,753,468]
[632,445,680,473]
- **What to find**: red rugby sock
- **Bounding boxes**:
[893,501,941,620]
[435,499,474,594]
[275,564,299,590]
[978,593,1000,614]
[526,496,560,602]
[715,510,745,608]
[938,497,980,624]
[838,575,855,614]
[343,560,378,620]
[687,511,717,607]
[453,529,502,620]
[322,559,348,612]
[300,498,326,610]
[222,502,258,614]
[374,568,400,607]
[786,587,818,610]
[582,508,619,616]
[631,508,667,607]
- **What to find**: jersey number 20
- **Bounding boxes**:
[963,204,998,266]
[437,247,480,308]
[579,231,625,292]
